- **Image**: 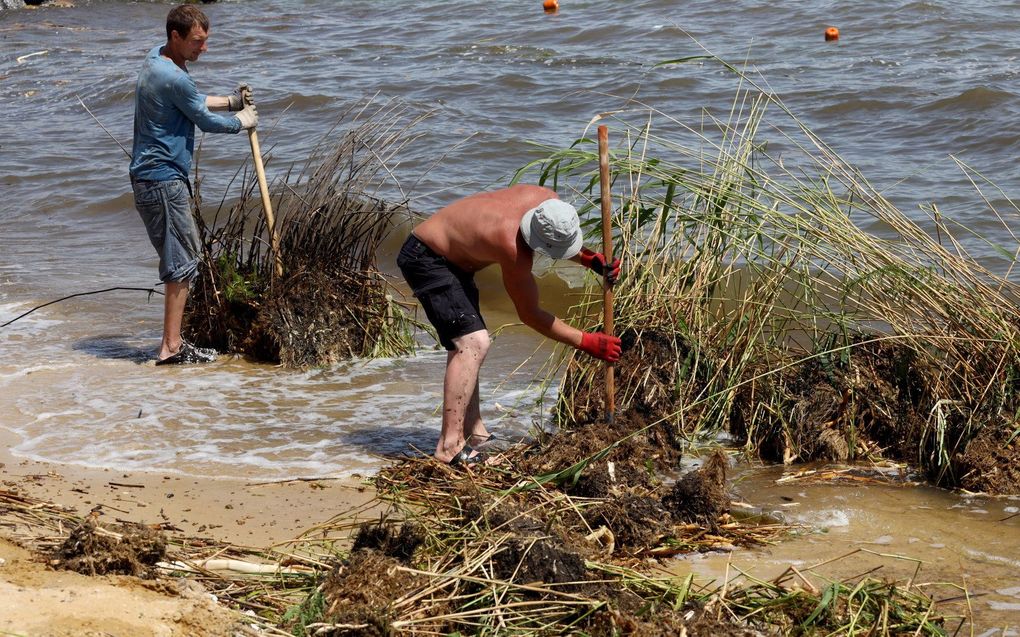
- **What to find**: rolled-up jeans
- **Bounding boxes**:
[131,178,201,283]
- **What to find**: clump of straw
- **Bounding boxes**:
[185,99,429,367]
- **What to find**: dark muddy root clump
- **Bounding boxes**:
[568,459,616,498]
[732,339,932,466]
[50,515,166,577]
[952,419,1020,494]
[456,493,599,590]
[304,549,433,637]
[184,101,425,367]
[491,535,590,593]
[266,268,390,367]
[586,494,673,552]
[519,412,669,494]
[351,520,425,563]
[587,607,690,636]
[560,329,706,441]
[661,450,730,531]
[729,338,1020,494]
[587,601,761,637]
[458,493,600,558]
[684,608,767,637]
[187,263,393,367]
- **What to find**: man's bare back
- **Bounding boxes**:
[397,184,622,465]
[412,184,556,272]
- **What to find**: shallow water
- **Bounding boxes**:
[1,0,1018,630]
[685,464,1020,634]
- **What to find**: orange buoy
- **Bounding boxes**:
[825,26,840,41]
[543,0,559,13]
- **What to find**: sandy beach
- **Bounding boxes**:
[0,426,384,636]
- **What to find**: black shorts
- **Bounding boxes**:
[397,234,487,350]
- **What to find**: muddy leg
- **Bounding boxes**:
[436,329,490,463]
[463,381,491,446]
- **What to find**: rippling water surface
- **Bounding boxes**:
[2,0,1018,472]
[2,0,1019,628]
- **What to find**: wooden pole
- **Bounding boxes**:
[242,87,283,279]
[597,125,615,423]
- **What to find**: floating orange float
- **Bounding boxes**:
[543,0,559,13]
[825,26,840,41]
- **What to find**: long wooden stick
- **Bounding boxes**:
[242,87,283,278]
[597,125,615,423]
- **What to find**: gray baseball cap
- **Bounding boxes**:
[520,199,583,259]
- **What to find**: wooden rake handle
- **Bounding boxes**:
[241,86,283,279]
[597,125,616,422]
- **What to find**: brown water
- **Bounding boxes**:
[1,1,1019,631]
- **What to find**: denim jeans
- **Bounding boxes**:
[131,178,201,283]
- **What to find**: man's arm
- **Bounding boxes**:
[503,263,621,361]
[205,95,231,111]
[502,261,582,347]
[170,76,241,134]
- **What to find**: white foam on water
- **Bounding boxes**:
[987,601,1020,612]
[794,509,851,530]
[0,301,64,337]
[3,343,544,480]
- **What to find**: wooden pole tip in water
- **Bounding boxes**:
[543,0,559,13]
[825,26,840,41]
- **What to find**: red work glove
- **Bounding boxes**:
[578,331,622,362]
[578,249,621,284]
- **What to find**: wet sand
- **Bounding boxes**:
[0,427,380,547]
[0,426,387,636]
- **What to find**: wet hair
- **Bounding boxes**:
[166,5,210,41]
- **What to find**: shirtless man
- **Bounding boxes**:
[397,184,622,465]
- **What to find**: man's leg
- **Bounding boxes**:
[435,329,490,463]
[463,381,491,446]
[159,280,189,360]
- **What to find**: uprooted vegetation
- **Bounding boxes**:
[0,445,953,637]
[272,444,949,636]
[50,514,167,577]
[184,99,428,367]
[529,63,1020,495]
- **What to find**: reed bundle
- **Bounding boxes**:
[185,99,429,367]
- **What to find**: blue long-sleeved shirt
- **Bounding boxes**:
[129,45,241,182]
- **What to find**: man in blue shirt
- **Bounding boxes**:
[130,4,258,365]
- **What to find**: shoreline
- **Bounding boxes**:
[0,426,381,548]
[0,426,389,636]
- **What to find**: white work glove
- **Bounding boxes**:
[236,103,258,130]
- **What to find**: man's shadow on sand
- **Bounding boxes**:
[73,335,156,364]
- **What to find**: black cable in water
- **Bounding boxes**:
[0,286,164,329]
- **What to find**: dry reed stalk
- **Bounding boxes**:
[186,98,432,367]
